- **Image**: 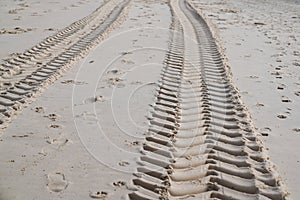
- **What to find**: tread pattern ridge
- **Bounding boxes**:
[128,0,286,199]
[0,0,130,131]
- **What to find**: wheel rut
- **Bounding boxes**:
[129,0,286,199]
[0,0,130,130]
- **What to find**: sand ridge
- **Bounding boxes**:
[0,0,296,199]
[128,0,287,199]
[0,0,171,199]
[188,0,300,198]
[0,0,130,133]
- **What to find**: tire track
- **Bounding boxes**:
[0,0,130,131]
[129,0,286,199]
[1,0,116,83]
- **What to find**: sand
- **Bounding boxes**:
[0,0,105,60]
[188,0,300,198]
[0,0,298,199]
[0,0,170,199]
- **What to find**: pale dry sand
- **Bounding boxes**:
[0,0,170,199]
[0,0,297,199]
[0,0,104,60]
[189,0,300,198]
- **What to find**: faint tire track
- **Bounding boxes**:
[0,0,130,131]
[128,0,286,199]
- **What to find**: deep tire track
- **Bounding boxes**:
[129,0,286,199]
[0,0,130,131]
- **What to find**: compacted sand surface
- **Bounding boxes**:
[0,0,105,59]
[189,0,300,198]
[0,0,298,199]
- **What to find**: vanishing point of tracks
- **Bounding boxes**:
[0,0,130,130]
[129,0,286,199]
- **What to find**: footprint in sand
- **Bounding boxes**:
[277,114,287,119]
[121,59,135,65]
[281,96,292,103]
[84,96,105,104]
[49,124,60,129]
[12,132,33,138]
[34,106,45,113]
[260,127,271,136]
[248,75,259,79]
[47,172,68,192]
[277,84,285,90]
[42,135,70,155]
[118,161,130,166]
[255,102,264,107]
[293,51,300,56]
[18,3,30,7]
[271,71,282,76]
[106,77,125,88]
[45,113,59,121]
[89,191,108,199]
[61,79,87,85]
[125,140,140,147]
[0,27,34,35]
[46,137,70,147]
[113,181,126,187]
[8,8,24,14]
[106,69,122,74]
[45,28,55,31]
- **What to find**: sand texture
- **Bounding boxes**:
[0,0,298,199]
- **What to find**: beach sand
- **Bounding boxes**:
[0,0,298,199]
[189,0,300,198]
